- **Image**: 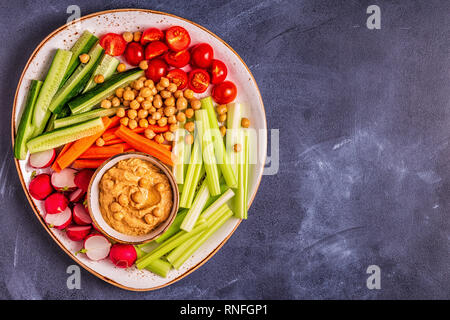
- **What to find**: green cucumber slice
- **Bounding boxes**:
[49,43,104,114]
[45,105,71,132]
[53,107,119,129]
[14,80,43,159]
[32,49,73,136]
[82,54,120,93]
[27,117,104,154]
[60,31,98,87]
[69,68,144,115]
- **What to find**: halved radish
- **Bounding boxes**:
[83,234,111,261]
[66,225,91,241]
[69,188,85,202]
[45,207,72,229]
[73,203,92,225]
[51,168,77,191]
[45,193,68,214]
[29,174,53,200]
[74,169,94,192]
[29,149,56,168]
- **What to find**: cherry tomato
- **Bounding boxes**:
[140,27,164,45]
[167,69,188,90]
[165,26,191,52]
[99,33,127,56]
[144,41,168,60]
[124,42,144,66]
[164,50,190,68]
[145,59,168,82]
[212,81,237,104]
[188,69,210,93]
[190,43,214,69]
[210,59,228,84]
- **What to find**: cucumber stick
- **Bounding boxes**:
[60,31,98,87]
[27,117,104,154]
[82,54,120,93]
[49,43,104,114]
[14,80,43,159]
[69,68,144,114]
[32,49,73,137]
[53,107,119,129]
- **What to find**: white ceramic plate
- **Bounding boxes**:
[12,9,266,291]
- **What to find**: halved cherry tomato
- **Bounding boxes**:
[190,43,214,69]
[210,59,228,84]
[164,50,190,68]
[124,42,144,66]
[145,59,168,82]
[165,26,191,52]
[99,33,127,56]
[167,69,188,90]
[140,27,164,45]
[212,81,237,104]
[188,69,210,93]
[144,41,168,60]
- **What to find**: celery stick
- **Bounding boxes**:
[195,110,221,196]
[145,259,172,277]
[172,209,234,269]
[226,103,242,175]
[180,180,210,232]
[201,189,235,220]
[179,132,203,208]
[235,130,249,219]
[154,209,188,244]
[201,97,237,188]
[134,245,146,259]
[136,222,208,269]
[166,234,202,265]
[205,203,229,225]
[173,124,186,184]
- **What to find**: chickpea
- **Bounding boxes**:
[120,117,129,126]
[127,109,137,120]
[114,212,124,220]
[139,178,150,188]
[122,31,133,42]
[138,76,147,82]
[185,108,194,119]
[155,134,165,144]
[149,106,157,114]
[167,83,177,93]
[151,87,158,95]
[133,80,144,90]
[144,79,154,88]
[174,90,183,99]
[131,190,145,204]
[164,106,176,117]
[118,194,129,206]
[148,118,156,125]
[117,63,126,72]
[136,96,145,103]
[122,100,130,107]
[184,121,195,132]
[111,97,121,107]
[163,131,174,142]
[140,87,152,98]
[185,134,194,145]
[169,123,178,132]
[138,109,148,119]
[79,53,90,63]
[168,115,177,124]
[144,214,154,224]
[145,95,154,103]
[160,90,172,99]
[159,77,170,88]
[141,100,152,110]
[133,31,142,42]
[116,108,126,118]
[216,104,227,115]
[138,119,148,128]
[152,111,162,120]
[241,117,251,128]
[94,74,104,84]
[101,99,111,109]
[155,183,165,192]
[155,83,165,91]
[176,97,188,110]
[96,137,105,147]
[190,98,201,110]
[123,89,135,101]
[157,117,168,127]
[115,87,124,98]
[220,126,227,137]
[139,60,149,70]
[152,96,163,109]
[164,96,175,108]
[130,99,140,110]
[110,202,122,212]
[218,113,227,122]
[128,119,138,130]
[176,112,186,122]
[234,143,242,152]
[152,207,163,217]
[183,89,194,99]
[144,129,156,140]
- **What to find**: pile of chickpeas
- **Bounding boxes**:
[99,75,202,145]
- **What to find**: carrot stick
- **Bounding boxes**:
[57,117,112,170]
[79,144,124,159]
[51,142,74,172]
[114,125,174,166]
[109,116,121,128]
[132,127,146,134]
[72,159,107,169]
[103,133,118,142]
[147,124,169,133]
[102,127,119,139]
[104,138,124,146]
[160,144,172,151]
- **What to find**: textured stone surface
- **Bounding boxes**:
[1,0,449,299]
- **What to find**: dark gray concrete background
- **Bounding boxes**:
[1,0,449,299]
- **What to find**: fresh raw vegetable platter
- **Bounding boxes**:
[12,9,266,291]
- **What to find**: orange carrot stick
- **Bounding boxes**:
[104,138,124,146]
[108,116,121,128]
[103,133,118,142]
[72,159,107,169]
[79,144,124,159]
[132,127,146,134]
[160,144,172,151]
[51,142,74,172]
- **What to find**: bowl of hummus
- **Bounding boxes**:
[87,152,179,244]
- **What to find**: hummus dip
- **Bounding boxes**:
[98,158,173,236]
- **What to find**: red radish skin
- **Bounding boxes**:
[29,174,53,200]
[44,193,69,214]
[66,225,91,241]
[51,168,77,191]
[45,207,72,229]
[69,188,85,202]
[74,169,94,192]
[109,244,137,268]
[73,203,92,225]
[29,149,56,168]
[83,234,111,261]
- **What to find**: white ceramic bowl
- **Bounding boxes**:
[87,152,179,245]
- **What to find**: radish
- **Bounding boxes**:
[29,149,56,169]
[69,188,85,202]
[109,244,137,268]
[66,225,91,241]
[83,234,111,261]
[29,174,53,200]
[51,168,77,191]
[45,193,68,214]
[73,203,92,225]
[74,169,94,192]
[45,207,72,229]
